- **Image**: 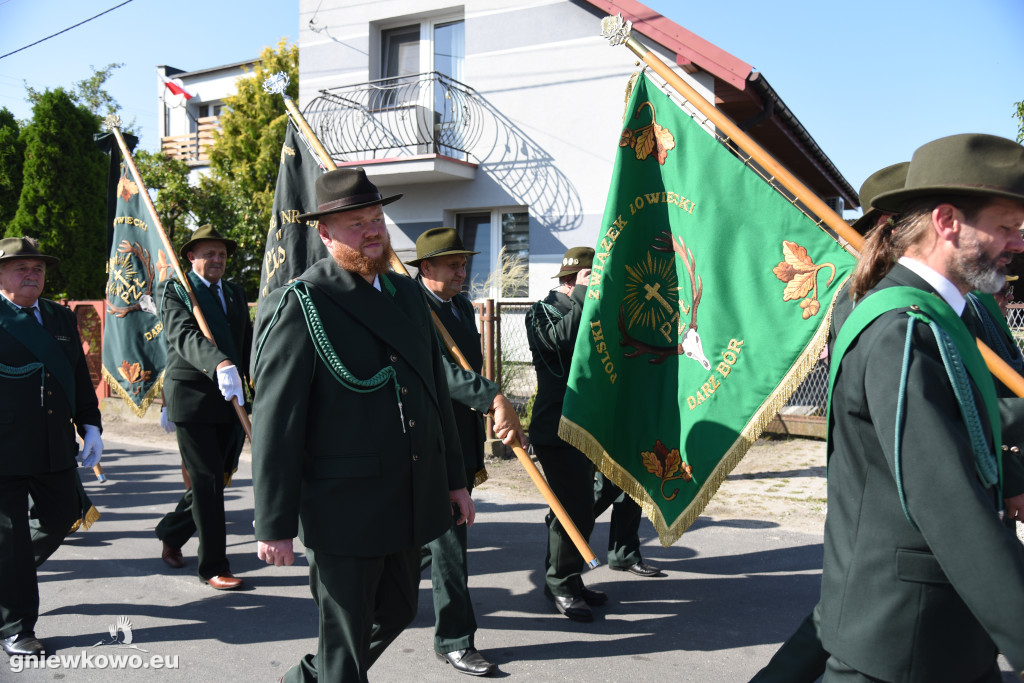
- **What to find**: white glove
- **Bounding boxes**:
[216,364,245,404]
[79,424,103,468]
[160,406,176,434]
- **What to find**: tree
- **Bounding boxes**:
[25,63,136,134]
[0,108,24,227]
[202,38,298,297]
[9,89,107,299]
[133,149,196,248]
[1015,99,1024,143]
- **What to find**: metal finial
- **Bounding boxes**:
[104,114,122,131]
[600,14,632,46]
[263,71,290,96]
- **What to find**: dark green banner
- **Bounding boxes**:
[257,122,326,303]
[96,132,169,416]
[559,73,856,546]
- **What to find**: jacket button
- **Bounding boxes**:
[412,454,419,461]
[390,354,398,363]
[401,386,409,395]
[47,409,53,415]
[408,419,416,428]
[47,390,52,396]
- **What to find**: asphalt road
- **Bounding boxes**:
[6,427,1015,682]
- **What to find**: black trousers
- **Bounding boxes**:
[593,471,643,568]
[155,420,244,579]
[284,545,421,683]
[0,467,79,637]
[535,442,595,598]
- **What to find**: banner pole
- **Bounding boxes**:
[262,74,598,567]
[103,115,253,442]
[600,14,1024,399]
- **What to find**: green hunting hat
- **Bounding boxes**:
[554,246,594,278]
[850,162,909,234]
[179,224,237,261]
[406,227,478,267]
[296,167,402,221]
[873,134,1024,213]
[0,236,59,267]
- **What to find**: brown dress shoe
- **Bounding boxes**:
[161,542,185,569]
[206,573,243,590]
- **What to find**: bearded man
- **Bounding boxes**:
[250,167,472,683]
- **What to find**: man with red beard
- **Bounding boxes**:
[251,168,472,683]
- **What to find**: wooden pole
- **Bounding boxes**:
[600,14,1024,399]
[104,116,252,442]
[266,75,598,567]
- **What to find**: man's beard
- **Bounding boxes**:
[952,230,1007,294]
[330,237,394,278]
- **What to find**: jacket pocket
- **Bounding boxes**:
[896,548,950,585]
[313,453,381,478]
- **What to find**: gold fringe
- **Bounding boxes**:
[473,466,488,488]
[101,366,165,418]
[558,278,847,547]
[68,505,102,534]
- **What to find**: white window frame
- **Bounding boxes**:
[451,206,530,301]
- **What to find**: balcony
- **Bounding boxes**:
[302,72,485,186]
[160,116,220,166]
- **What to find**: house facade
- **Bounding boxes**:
[296,0,856,300]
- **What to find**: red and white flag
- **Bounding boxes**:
[160,76,194,100]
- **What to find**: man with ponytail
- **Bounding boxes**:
[816,134,1024,682]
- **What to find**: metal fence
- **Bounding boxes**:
[480,302,1024,433]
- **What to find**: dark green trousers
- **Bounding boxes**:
[749,604,827,682]
[535,443,595,598]
[155,420,244,580]
[284,545,421,683]
[0,467,79,638]
[593,471,643,568]
[421,473,476,654]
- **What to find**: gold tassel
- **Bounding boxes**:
[473,467,488,488]
[101,367,165,418]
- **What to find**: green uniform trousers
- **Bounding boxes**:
[536,443,595,598]
[593,471,643,568]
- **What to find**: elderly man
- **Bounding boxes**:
[818,134,1024,681]
[154,224,251,590]
[252,168,472,683]
[407,227,527,677]
[0,237,102,657]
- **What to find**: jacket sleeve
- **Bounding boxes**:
[528,286,587,357]
[158,278,231,381]
[63,305,101,435]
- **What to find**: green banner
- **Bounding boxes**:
[558,73,856,546]
[257,122,327,302]
[95,132,170,417]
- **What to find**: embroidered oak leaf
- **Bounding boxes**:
[641,440,693,502]
[117,360,151,385]
[773,240,836,319]
[117,175,139,201]
[620,101,676,165]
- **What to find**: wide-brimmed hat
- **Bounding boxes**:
[873,134,1024,213]
[850,162,909,234]
[179,224,237,261]
[296,167,402,221]
[405,228,478,267]
[0,236,59,267]
[554,246,594,279]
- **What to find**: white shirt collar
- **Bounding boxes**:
[897,256,966,316]
[371,274,381,292]
[424,286,450,305]
[0,292,37,311]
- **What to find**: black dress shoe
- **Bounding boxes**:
[2,632,45,656]
[580,586,608,606]
[543,586,593,622]
[611,561,662,577]
[436,647,496,676]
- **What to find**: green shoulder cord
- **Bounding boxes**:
[254,281,406,433]
[526,300,568,378]
[0,361,45,406]
[894,311,1000,531]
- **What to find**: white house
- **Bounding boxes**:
[295,0,856,300]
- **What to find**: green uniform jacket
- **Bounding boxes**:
[251,259,466,557]
[822,265,1024,681]
[157,273,252,423]
[525,285,586,445]
[420,281,497,476]
[0,298,101,475]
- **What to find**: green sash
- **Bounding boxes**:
[0,300,77,417]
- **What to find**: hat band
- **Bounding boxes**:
[316,192,383,213]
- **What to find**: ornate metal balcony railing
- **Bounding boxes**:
[302,72,487,162]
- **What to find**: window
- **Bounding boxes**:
[458,209,530,299]
[197,103,223,119]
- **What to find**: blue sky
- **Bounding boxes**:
[1,0,1022,212]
